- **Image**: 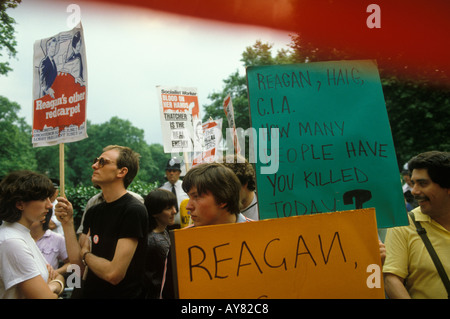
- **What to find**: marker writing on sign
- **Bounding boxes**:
[187,231,347,282]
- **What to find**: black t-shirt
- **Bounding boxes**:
[82,193,148,298]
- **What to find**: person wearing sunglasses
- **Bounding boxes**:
[55,145,148,299]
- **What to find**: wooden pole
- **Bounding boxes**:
[59,143,65,197]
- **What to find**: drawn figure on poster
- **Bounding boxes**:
[63,31,85,86]
[38,37,59,98]
[38,31,84,99]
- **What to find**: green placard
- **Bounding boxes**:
[247,60,408,228]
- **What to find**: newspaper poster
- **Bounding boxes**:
[32,23,87,147]
[157,86,200,153]
[192,118,223,166]
[223,94,241,154]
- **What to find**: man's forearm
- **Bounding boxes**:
[384,273,411,299]
[81,237,138,286]
[81,251,123,285]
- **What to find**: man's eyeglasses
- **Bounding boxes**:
[93,157,114,168]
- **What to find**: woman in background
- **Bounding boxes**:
[143,189,177,298]
[30,207,70,276]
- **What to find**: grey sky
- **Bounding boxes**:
[0,0,291,145]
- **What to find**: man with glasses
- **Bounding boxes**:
[159,158,188,229]
[55,145,148,298]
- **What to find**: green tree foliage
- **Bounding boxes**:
[148,143,171,186]
[34,116,169,187]
[382,77,450,167]
[1,98,169,188]
[62,116,157,186]
[203,40,296,154]
[64,184,99,229]
[0,0,21,76]
[0,96,37,177]
[204,41,296,128]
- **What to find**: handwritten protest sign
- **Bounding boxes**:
[157,86,200,153]
[246,60,407,228]
[170,208,384,299]
[32,23,87,147]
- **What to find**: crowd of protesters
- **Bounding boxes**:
[0,146,448,299]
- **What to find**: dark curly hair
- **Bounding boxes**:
[0,170,55,223]
[222,155,256,191]
[408,151,450,188]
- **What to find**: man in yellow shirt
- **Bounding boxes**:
[383,151,450,298]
